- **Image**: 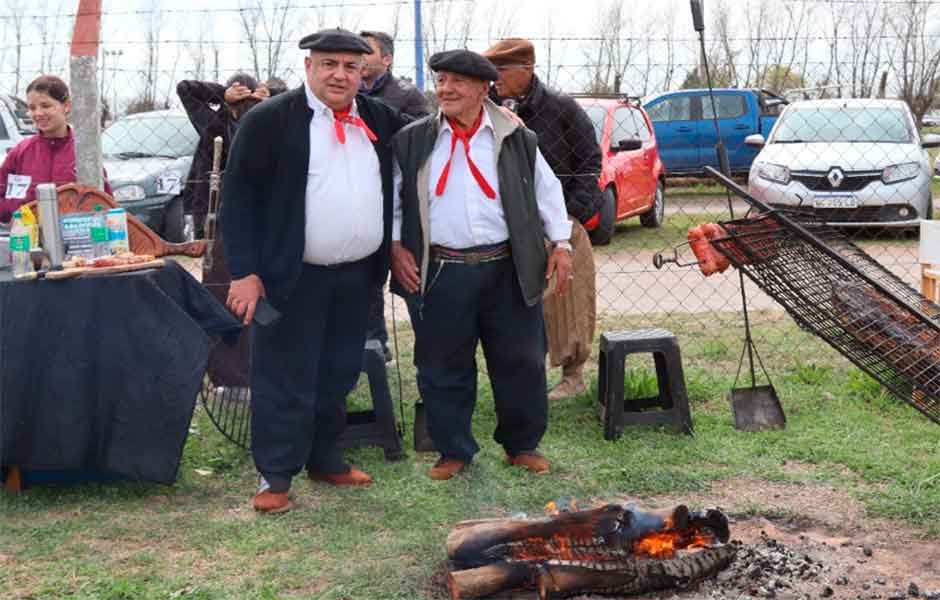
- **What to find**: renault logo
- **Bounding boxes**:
[827,168,845,188]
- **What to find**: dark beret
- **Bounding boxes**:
[428,49,499,82]
[298,28,374,54]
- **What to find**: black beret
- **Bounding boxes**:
[428,49,499,82]
[298,27,374,54]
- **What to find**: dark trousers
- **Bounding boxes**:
[250,259,373,492]
[407,256,548,462]
[365,284,388,346]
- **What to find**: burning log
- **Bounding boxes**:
[537,545,738,599]
[445,504,734,599]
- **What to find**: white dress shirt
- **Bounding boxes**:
[393,108,571,248]
[302,83,383,265]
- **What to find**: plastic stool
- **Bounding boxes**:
[337,340,405,460]
[597,329,694,440]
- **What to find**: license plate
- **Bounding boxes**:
[814,195,858,209]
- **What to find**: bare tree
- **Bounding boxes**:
[238,1,263,79]
[5,0,26,95]
[713,0,739,88]
[582,0,635,94]
[422,0,477,63]
[846,0,887,99]
[890,0,940,124]
[542,12,557,89]
[140,0,163,110]
[33,0,64,74]
[486,4,518,43]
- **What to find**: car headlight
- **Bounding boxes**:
[882,162,920,184]
[755,162,790,185]
[113,185,146,202]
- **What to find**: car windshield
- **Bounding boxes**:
[772,107,913,144]
[102,115,197,158]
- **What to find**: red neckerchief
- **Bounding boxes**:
[331,104,378,144]
[435,109,496,200]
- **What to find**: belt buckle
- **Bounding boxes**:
[464,253,481,265]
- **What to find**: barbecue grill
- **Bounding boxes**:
[703,166,940,424]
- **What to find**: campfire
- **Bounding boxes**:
[445,503,736,599]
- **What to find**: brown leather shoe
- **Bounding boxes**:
[308,466,373,486]
[427,457,468,481]
[252,490,292,514]
[506,451,551,475]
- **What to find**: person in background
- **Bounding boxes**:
[222,28,409,514]
[176,73,269,238]
[390,50,572,481]
[0,75,112,222]
[359,30,430,360]
[485,38,603,400]
[265,77,289,97]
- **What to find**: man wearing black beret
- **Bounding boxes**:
[222,27,410,513]
[390,49,574,481]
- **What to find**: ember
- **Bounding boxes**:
[445,503,735,599]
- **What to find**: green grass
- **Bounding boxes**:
[2,313,937,598]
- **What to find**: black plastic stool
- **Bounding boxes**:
[597,329,694,440]
[337,340,405,460]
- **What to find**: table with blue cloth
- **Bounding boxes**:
[0,260,241,489]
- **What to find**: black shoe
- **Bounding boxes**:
[383,344,393,363]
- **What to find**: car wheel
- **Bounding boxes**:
[640,181,665,228]
[162,196,185,242]
[589,187,617,246]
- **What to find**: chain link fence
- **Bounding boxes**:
[2,1,938,396]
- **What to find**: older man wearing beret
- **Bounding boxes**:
[222,27,410,513]
[485,38,604,401]
[390,49,573,480]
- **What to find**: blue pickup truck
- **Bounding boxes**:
[643,88,787,175]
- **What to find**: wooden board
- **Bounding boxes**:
[45,259,165,280]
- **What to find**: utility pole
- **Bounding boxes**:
[414,0,424,91]
[70,0,103,189]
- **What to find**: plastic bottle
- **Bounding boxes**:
[90,204,110,258]
[106,207,130,254]
[10,210,34,278]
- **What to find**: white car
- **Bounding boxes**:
[0,94,34,163]
[746,99,940,227]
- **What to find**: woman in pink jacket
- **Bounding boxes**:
[0,75,112,223]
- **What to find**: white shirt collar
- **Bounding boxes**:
[438,106,493,137]
[304,80,360,118]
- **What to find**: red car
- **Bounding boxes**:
[576,97,666,245]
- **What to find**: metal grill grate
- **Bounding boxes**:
[706,167,940,424]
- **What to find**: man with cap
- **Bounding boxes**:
[485,38,604,401]
[359,30,430,363]
[222,28,410,513]
[390,49,573,481]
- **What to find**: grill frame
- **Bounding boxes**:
[705,166,940,424]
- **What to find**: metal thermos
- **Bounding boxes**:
[36,183,65,268]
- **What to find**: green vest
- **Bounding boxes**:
[391,103,549,307]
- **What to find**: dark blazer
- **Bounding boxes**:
[176,80,235,221]
[221,85,410,299]
[365,73,429,119]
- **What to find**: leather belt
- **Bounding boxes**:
[429,243,511,265]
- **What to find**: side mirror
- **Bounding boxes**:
[612,139,643,153]
[921,133,940,149]
[745,134,766,148]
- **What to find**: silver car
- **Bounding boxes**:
[746,99,940,227]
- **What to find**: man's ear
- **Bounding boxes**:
[382,54,393,69]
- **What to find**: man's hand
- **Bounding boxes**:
[391,241,420,294]
[224,83,253,105]
[251,83,270,102]
[227,274,266,325]
[546,245,574,295]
